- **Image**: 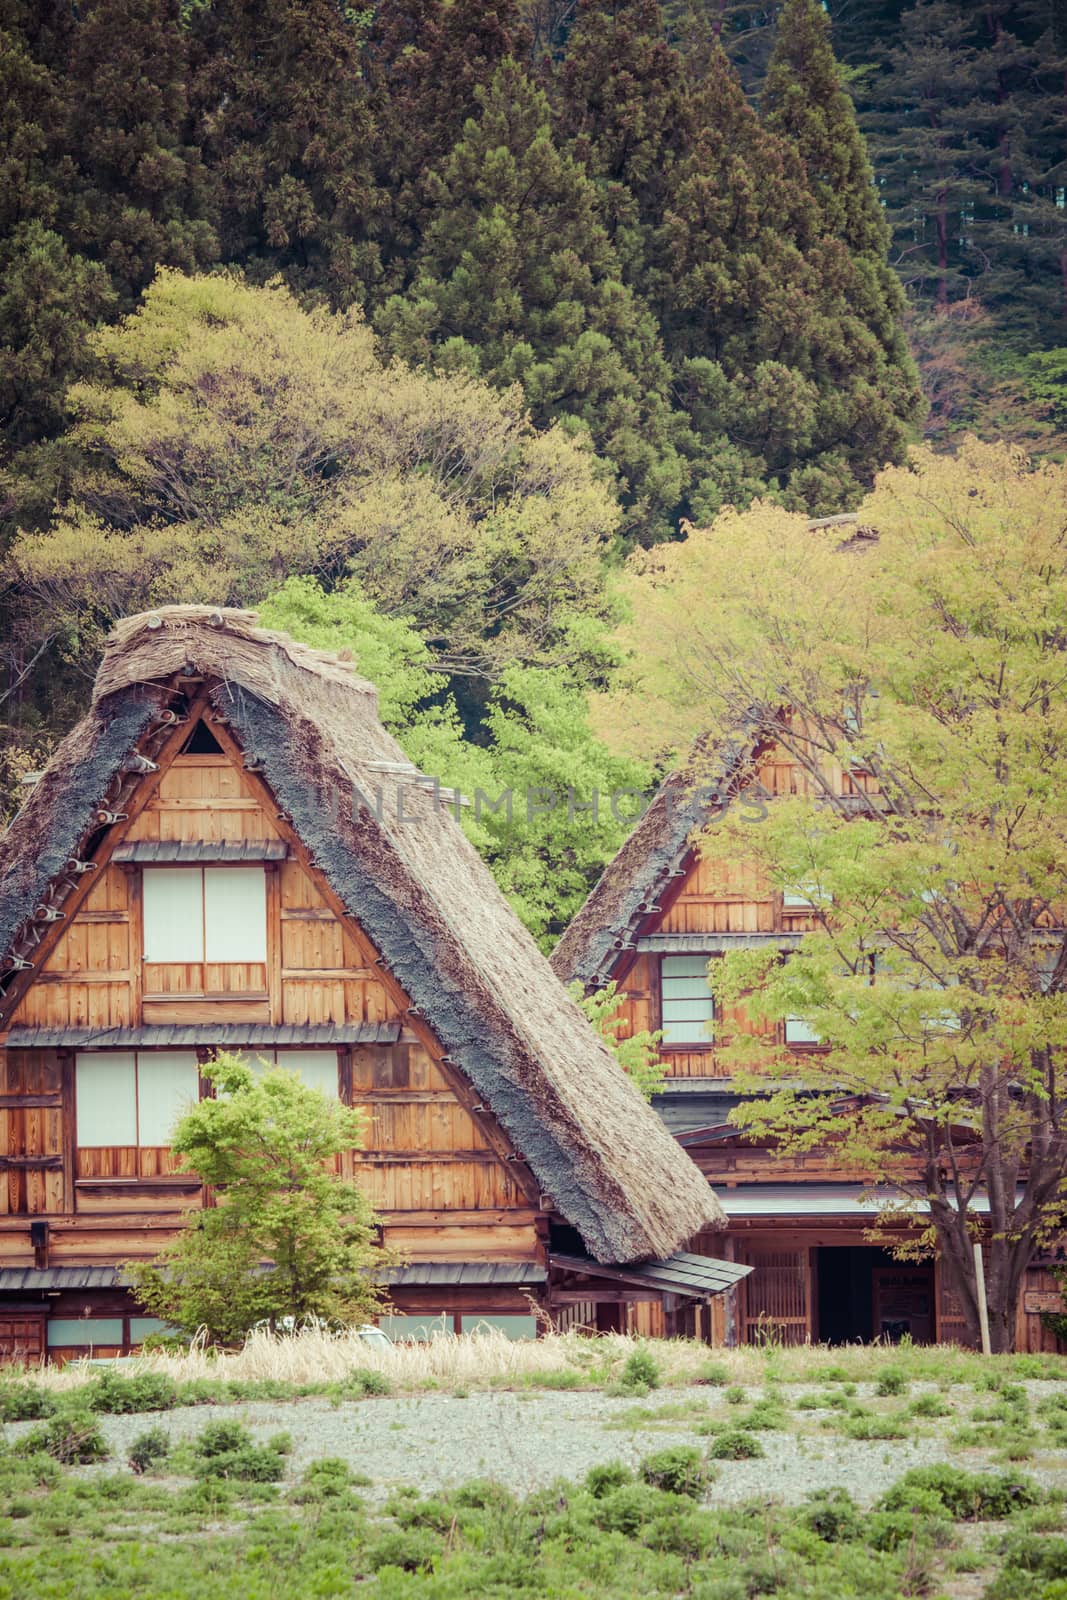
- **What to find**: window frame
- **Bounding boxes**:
[142,865,268,968]
[658,953,717,1050]
[74,1048,201,1173]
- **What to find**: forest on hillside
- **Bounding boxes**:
[1,0,1064,944]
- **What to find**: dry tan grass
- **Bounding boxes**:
[7,1324,1061,1398]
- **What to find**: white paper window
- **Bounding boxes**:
[76,1050,198,1147]
[274,1049,339,1098]
[143,868,204,962]
[782,881,831,909]
[246,1049,339,1098]
[143,867,267,964]
[76,1052,137,1146]
[785,1015,821,1044]
[136,1051,199,1144]
[661,954,715,1045]
[204,867,267,963]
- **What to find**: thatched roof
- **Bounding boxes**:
[551,736,758,991]
[0,605,723,1262]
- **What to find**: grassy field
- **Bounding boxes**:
[1,1335,1066,1598]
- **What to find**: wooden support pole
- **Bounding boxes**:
[974,1240,991,1356]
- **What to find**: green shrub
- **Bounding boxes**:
[297,1458,353,1498]
[530,1369,583,1391]
[743,1396,788,1430]
[802,1488,863,1543]
[365,1527,441,1573]
[697,1362,730,1387]
[341,1366,392,1398]
[0,1384,55,1422]
[594,1483,667,1535]
[875,1367,907,1397]
[882,1465,1042,1519]
[638,1445,711,1498]
[724,1385,746,1405]
[86,1370,179,1414]
[908,1392,950,1418]
[192,1418,291,1482]
[585,1461,633,1498]
[707,1429,764,1460]
[20,1413,109,1466]
[620,1348,661,1392]
[195,1418,253,1458]
[128,1425,170,1475]
[842,1412,911,1441]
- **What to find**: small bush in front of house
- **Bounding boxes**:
[336,1366,392,1398]
[0,1384,56,1422]
[585,1461,634,1498]
[191,1417,291,1482]
[20,1412,109,1466]
[707,1428,764,1460]
[128,1426,170,1475]
[86,1370,179,1414]
[620,1347,661,1392]
[875,1367,908,1397]
[638,1445,711,1498]
[882,1465,1042,1520]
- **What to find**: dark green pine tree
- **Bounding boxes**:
[0,9,111,467]
[557,0,690,282]
[188,0,377,304]
[363,0,523,301]
[761,0,923,469]
[661,43,918,515]
[375,59,690,538]
[59,0,215,305]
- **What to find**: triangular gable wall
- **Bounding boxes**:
[1,698,532,1230]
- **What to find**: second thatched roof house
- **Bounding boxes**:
[0,605,742,1361]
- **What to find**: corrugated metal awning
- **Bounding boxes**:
[637,933,806,952]
[0,1267,126,1291]
[112,840,289,863]
[551,1250,751,1298]
[384,1262,548,1287]
[4,1022,402,1048]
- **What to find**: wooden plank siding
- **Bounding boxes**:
[605,733,875,1079]
[0,736,541,1280]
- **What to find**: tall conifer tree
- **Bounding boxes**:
[376,59,689,536]
[363,0,522,299]
[188,0,375,303]
[62,0,214,303]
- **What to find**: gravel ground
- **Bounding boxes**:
[9,1380,1067,1506]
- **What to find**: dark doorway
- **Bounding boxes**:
[816,1247,934,1344]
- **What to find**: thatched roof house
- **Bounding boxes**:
[0,607,725,1303]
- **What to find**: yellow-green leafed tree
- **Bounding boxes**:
[603,440,1067,1351]
[5,268,618,688]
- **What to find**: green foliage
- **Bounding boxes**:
[193,1419,291,1482]
[573,980,666,1099]
[127,1426,170,1475]
[881,1464,1042,1519]
[84,1370,179,1415]
[638,1444,711,1497]
[608,440,1067,1350]
[19,1412,109,1466]
[258,573,651,946]
[126,1050,386,1343]
[706,1429,764,1460]
[0,1383,57,1422]
[620,1346,662,1391]
[875,1369,908,1397]
[377,58,688,540]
